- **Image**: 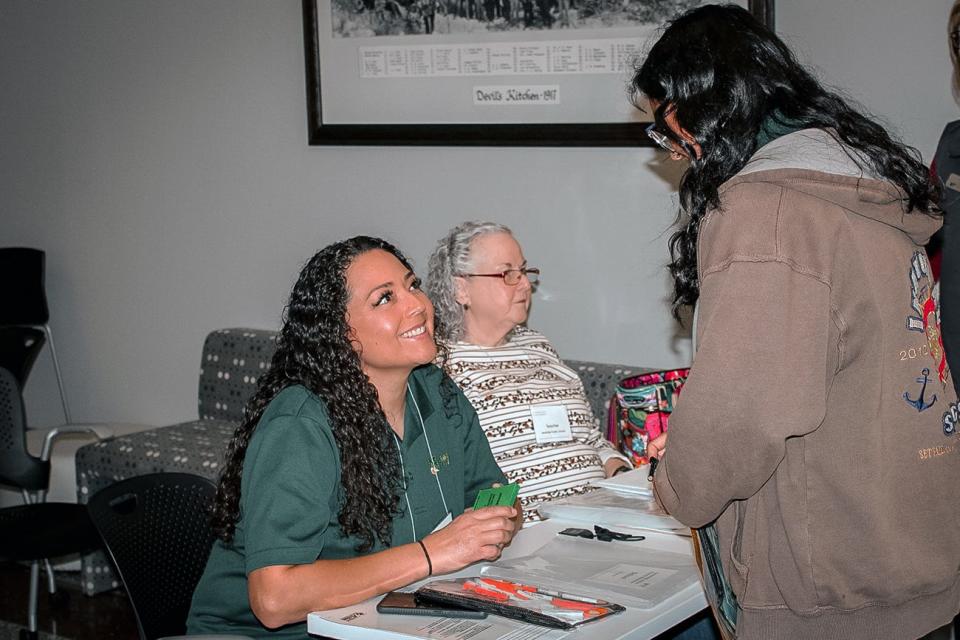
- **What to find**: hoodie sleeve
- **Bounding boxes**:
[653,259,831,528]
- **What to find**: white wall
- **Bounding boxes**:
[777,0,957,154]
[1,0,955,428]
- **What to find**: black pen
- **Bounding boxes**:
[647,456,659,481]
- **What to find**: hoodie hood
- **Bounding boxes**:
[719,128,940,246]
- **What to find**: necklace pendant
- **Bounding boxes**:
[430,466,438,475]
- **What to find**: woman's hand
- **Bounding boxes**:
[510,497,523,533]
[646,432,667,461]
[603,458,631,478]
[423,505,517,575]
[492,482,523,543]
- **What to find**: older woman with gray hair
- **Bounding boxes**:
[427,221,632,523]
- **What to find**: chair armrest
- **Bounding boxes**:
[40,426,101,462]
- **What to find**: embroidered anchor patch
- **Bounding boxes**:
[903,368,937,412]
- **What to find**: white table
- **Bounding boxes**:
[307,520,708,640]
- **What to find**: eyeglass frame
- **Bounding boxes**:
[645,122,677,153]
[460,267,540,286]
[646,121,696,159]
[644,98,698,158]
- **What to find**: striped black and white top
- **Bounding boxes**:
[445,326,629,523]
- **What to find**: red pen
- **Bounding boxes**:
[464,579,509,601]
[478,578,532,599]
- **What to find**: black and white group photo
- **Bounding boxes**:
[331,0,701,36]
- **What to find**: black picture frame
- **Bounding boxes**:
[303,0,775,146]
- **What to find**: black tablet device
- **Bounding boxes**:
[376,591,488,619]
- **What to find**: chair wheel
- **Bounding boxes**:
[19,629,39,640]
[49,589,70,608]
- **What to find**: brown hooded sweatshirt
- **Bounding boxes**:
[654,129,960,640]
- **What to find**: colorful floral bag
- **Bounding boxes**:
[606,368,690,466]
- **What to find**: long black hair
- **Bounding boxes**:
[211,236,445,552]
[632,4,938,318]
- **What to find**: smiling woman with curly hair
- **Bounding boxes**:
[187,236,517,639]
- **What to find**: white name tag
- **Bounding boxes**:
[946,173,960,192]
[530,405,573,444]
[431,512,453,533]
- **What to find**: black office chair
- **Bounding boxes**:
[0,326,46,389]
[87,472,251,640]
[0,247,71,423]
[0,366,101,640]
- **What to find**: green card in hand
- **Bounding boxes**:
[472,483,520,509]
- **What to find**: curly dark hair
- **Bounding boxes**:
[631,4,939,319]
[211,236,446,552]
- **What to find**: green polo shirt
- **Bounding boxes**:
[187,364,506,639]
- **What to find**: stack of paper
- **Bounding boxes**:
[590,467,653,497]
[483,537,700,609]
[537,488,688,535]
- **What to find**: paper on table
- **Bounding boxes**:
[482,536,699,609]
[307,594,571,640]
[591,467,654,496]
[536,488,688,535]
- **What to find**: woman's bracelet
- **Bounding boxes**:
[417,539,433,576]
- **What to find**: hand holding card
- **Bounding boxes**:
[473,483,520,509]
[421,498,518,574]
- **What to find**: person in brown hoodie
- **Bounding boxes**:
[632,5,958,640]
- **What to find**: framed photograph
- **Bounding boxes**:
[303,0,774,146]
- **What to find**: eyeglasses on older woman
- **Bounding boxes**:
[460,267,540,286]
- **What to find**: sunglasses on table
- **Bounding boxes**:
[559,525,645,542]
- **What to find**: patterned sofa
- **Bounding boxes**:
[75,327,649,595]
